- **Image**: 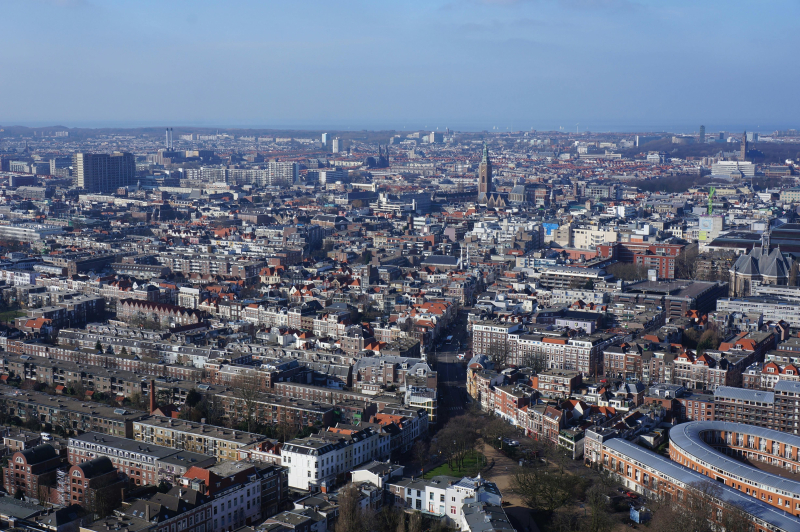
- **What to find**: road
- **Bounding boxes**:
[433,308,472,423]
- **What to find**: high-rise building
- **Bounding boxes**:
[321,133,328,147]
[740,131,748,161]
[267,161,299,186]
[699,125,705,144]
[477,143,493,199]
[332,137,344,154]
[73,152,136,193]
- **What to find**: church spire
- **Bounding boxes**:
[482,142,489,163]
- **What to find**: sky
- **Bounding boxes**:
[1,0,799,133]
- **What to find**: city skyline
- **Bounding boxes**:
[1,1,799,130]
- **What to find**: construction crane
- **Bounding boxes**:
[708,187,715,215]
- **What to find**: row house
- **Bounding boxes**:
[180,461,274,532]
[492,384,537,427]
[352,356,436,393]
[282,426,389,491]
[672,349,757,391]
[743,360,800,390]
[117,299,208,328]
[0,390,146,437]
[67,432,215,486]
[216,390,336,431]
[2,352,147,399]
[534,370,583,399]
[133,416,266,462]
[366,408,429,454]
[312,310,351,338]
[505,332,617,377]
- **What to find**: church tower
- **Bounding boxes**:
[478,143,492,200]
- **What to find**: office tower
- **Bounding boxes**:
[478,143,493,198]
[332,137,343,154]
[699,125,705,144]
[741,131,748,161]
[321,133,328,146]
[73,152,136,193]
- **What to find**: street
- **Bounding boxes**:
[434,308,472,423]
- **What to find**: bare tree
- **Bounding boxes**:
[231,373,263,433]
[335,484,363,532]
[583,484,613,532]
[407,511,422,532]
[486,340,511,369]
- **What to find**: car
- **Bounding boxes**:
[625,492,639,499]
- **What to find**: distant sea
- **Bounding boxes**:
[4,119,798,135]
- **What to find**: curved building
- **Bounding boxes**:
[670,421,800,515]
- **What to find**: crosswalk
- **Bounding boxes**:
[448,406,463,411]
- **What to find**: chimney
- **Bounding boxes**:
[145,504,150,521]
[149,380,156,414]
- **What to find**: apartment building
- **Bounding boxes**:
[281,425,388,491]
[0,390,146,438]
[133,417,265,462]
[534,370,582,399]
[68,432,216,486]
[714,387,775,429]
[4,444,62,500]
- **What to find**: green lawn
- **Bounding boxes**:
[424,452,486,479]
[0,310,24,323]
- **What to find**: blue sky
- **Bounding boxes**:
[1,0,798,132]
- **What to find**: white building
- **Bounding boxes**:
[281,426,389,491]
[711,160,756,177]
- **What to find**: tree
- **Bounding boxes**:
[157,480,172,493]
[518,351,547,373]
[86,487,116,519]
[119,347,128,356]
[412,440,429,471]
[14,487,24,500]
[486,340,511,370]
[407,512,422,532]
[511,463,573,513]
[37,481,50,507]
[696,326,721,355]
[583,484,613,532]
[675,246,700,280]
[335,484,363,532]
[94,341,103,352]
[185,389,202,408]
[231,373,262,433]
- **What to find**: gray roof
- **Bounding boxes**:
[0,497,44,519]
[774,380,800,393]
[714,386,774,404]
[604,438,800,532]
[421,255,460,266]
[670,422,800,498]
